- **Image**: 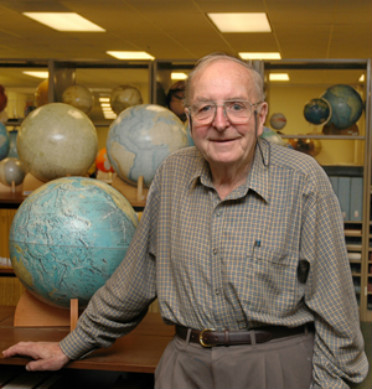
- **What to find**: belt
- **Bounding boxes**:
[175,324,314,348]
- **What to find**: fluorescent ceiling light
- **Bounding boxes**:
[239,52,281,60]
[23,70,49,79]
[106,51,155,60]
[171,72,188,80]
[208,12,271,33]
[23,12,105,32]
[269,73,290,82]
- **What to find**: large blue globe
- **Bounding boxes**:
[0,122,9,160]
[9,177,138,309]
[303,98,331,125]
[321,84,363,130]
[107,104,188,188]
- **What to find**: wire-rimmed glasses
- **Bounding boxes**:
[188,100,262,125]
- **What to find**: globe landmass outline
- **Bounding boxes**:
[107,104,188,187]
[9,176,138,308]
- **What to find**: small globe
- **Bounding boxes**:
[35,79,49,107]
[184,120,195,146]
[321,84,363,130]
[260,127,286,146]
[17,102,98,182]
[0,122,9,160]
[269,113,287,130]
[106,104,188,187]
[62,84,94,114]
[289,137,321,157]
[9,176,138,308]
[0,157,26,186]
[303,98,331,125]
[96,147,114,173]
[110,85,143,115]
[0,85,8,112]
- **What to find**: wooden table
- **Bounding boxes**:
[0,306,175,374]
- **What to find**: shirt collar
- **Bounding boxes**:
[189,139,271,203]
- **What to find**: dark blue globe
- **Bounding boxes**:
[321,84,363,130]
[303,98,331,125]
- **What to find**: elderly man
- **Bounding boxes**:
[3,53,368,389]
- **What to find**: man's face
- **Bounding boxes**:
[188,60,268,170]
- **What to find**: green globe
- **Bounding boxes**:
[9,177,138,309]
[107,104,188,187]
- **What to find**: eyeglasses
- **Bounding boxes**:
[188,100,262,125]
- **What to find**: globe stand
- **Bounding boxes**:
[14,290,79,331]
[111,174,148,208]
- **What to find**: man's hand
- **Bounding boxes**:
[2,342,70,371]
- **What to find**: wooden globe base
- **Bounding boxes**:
[14,290,79,331]
[111,175,148,208]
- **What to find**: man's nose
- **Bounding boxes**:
[212,105,229,130]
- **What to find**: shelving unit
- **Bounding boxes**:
[264,59,372,320]
[0,57,372,320]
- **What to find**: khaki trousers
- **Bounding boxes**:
[155,331,314,389]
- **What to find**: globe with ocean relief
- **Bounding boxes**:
[106,104,189,188]
[9,176,138,309]
[321,84,363,130]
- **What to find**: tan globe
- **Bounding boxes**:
[17,102,98,182]
[62,84,94,114]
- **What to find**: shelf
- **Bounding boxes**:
[281,134,365,140]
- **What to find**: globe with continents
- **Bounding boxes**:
[106,104,189,188]
[9,176,138,309]
[17,102,98,182]
[321,84,363,130]
[303,98,331,125]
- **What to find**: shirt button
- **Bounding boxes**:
[215,289,220,295]
[213,248,218,255]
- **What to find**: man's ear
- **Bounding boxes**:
[256,102,269,137]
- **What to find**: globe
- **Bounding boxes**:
[110,85,143,115]
[303,98,331,125]
[34,79,49,107]
[96,147,114,173]
[0,122,9,160]
[0,157,26,186]
[269,113,287,131]
[62,84,94,114]
[321,84,363,130]
[9,176,138,309]
[184,120,195,146]
[0,84,7,112]
[106,104,188,187]
[17,102,98,182]
[260,126,286,146]
[289,137,321,157]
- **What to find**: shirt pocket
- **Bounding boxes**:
[242,246,300,316]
